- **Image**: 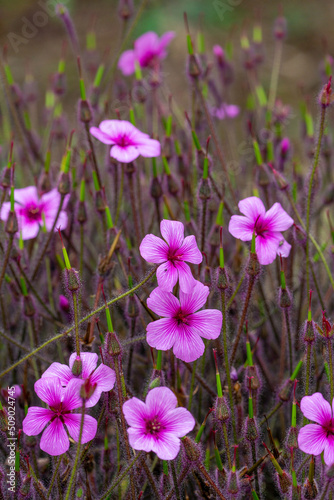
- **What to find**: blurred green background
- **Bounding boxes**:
[0,0,332,114]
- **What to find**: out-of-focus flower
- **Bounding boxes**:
[298,392,334,465]
[22,378,97,456]
[0,187,69,240]
[42,352,115,408]
[123,387,195,460]
[228,197,293,265]
[210,103,239,120]
[90,120,161,163]
[118,31,175,75]
[140,219,202,293]
[146,281,222,362]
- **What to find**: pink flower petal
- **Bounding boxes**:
[146,387,177,414]
[238,197,266,221]
[22,407,53,436]
[0,202,11,223]
[228,215,254,241]
[158,32,175,53]
[172,324,205,362]
[90,363,116,393]
[19,221,40,240]
[300,393,332,426]
[146,318,178,351]
[41,188,68,232]
[177,235,202,264]
[14,186,39,206]
[135,32,160,62]
[123,397,149,427]
[42,362,73,386]
[118,49,136,76]
[156,261,179,292]
[147,287,179,317]
[188,309,222,339]
[62,378,86,411]
[255,231,282,265]
[179,281,209,314]
[69,352,98,379]
[90,126,115,144]
[298,424,328,456]
[160,220,184,250]
[324,434,334,465]
[176,261,197,294]
[136,139,161,158]
[34,377,63,407]
[139,234,168,263]
[162,407,195,437]
[152,432,180,460]
[110,144,140,163]
[277,238,291,258]
[40,418,70,456]
[263,203,294,232]
[127,427,156,453]
[63,413,97,444]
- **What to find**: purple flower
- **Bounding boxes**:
[146,281,222,362]
[0,187,69,240]
[118,31,175,76]
[41,352,115,408]
[140,220,202,294]
[211,103,240,120]
[228,197,294,265]
[123,387,195,460]
[90,120,161,163]
[298,392,334,465]
[22,377,97,456]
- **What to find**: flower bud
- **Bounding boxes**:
[303,320,315,344]
[72,356,82,376]
[77,200,87,224]
[106,331,122,357]
[19,474,32,497]
[198,178,211,200]
[150,176,162,199]
[162,137,173,160]
[5,211,18,235]
[215,396,230,422]
[277,471,292,494]
[228,471,239,495]
[0,404,8,432]
[58,172,71,195]
[246,365,261,392]
[118,0,134,20]
[80,378,97,400]
[245,417,258,442]
[182,437,201,462]
[273,17,287,40]
[1,167,11,189]
[246,253,261,277]
[95,190,106,213]
[187,54,201,79]
[319,78,333,108]
[78,99,93,123]
[303,479,318,499]
[66,268,80,293]
[52,72,67,96]
[167,174,179,196]
[286,426,298,449]
[278,379,293,402]
[216,266,229,290]
[279,287,292,309]
[23,295,35,317]
[39,171,51,194]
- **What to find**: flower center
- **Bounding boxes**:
[325,419,334,437]
[254,215,268,237]
[146,416,162,435]
[117,135,132,147]
[25,204,42,222]
[174,308,188,326]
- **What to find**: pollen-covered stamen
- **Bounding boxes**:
[146,416,162,435]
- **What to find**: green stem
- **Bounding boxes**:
[65,401,86,500]
[170,460,181,500]
[285,309,293,376]
[47,456,62,498]
[0,235,13,290]
[99,452,143,500]
[72,293,80,357]
[306,105,327,293]
[230,276,255,365]
[221,291,237,445]
[222,422,232,469]
[115,164,124,225]
[227,272,245,309]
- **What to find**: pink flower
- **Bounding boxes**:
[123,387,195,460]
[298,392,334,465]
[146,281,222,362]
[140,220,202,294]
[90,120,161,163]
[211,104,240,120]
[118,31,175,76]
[41,352,115,408]
[22,377,97,456]
[0,187,69,240]
[228,197,293,265]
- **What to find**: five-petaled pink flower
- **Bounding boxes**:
[22,377,97,456]
[140,220,202,294]
[90,120,161,163]
[298,392,334,465]
[0,187,69,240]
[228,197,293,265]
[146,281,222,362]
[118,31,175,76]
[123,387,195,460]
[211,103,240,120]
[42,352,115,408]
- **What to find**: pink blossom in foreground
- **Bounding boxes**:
[146,281,222,362]
[123,387,195,460]
[211,103,240,120]
[118,31,175,76]
[140,219,202,294]
[298,393,334,465]
[90,120,161,163]
[0,187,69,240]
[22,378,97,456]
[228,197,293,265]
[42,352,115,408]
